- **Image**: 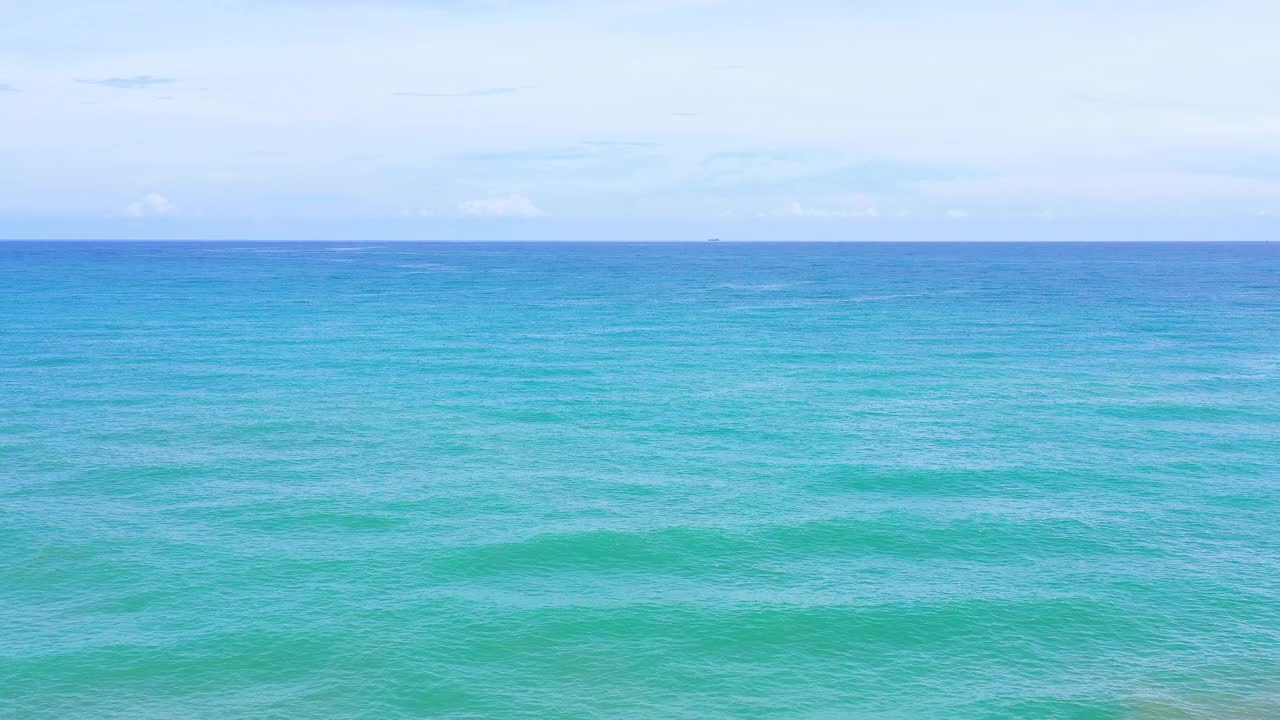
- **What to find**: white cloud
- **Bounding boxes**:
[913,173,1280,216]
[127,193,178,217]
[400,207,436,218]
[766,196,880,219]
[77,75,175,89]
[457,194,544,218]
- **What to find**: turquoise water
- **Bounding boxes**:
[2,241,1279,719]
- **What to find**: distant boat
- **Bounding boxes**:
[706,238,722,242]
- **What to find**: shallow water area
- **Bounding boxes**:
[2,241,1279,719]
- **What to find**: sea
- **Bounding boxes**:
[2,241,1278,719]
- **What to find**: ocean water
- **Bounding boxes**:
[2,241,1279,720]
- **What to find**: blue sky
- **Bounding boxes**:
[2,0,1279,240]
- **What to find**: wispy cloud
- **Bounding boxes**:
[127,193,178,217]
[582,140,659,149]
[5,0,1280,233]
[395,87,523,98]
[458,194,544,218]
[77,75,175,89]
[766,196,881,220]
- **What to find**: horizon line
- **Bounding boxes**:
[2,238,1277,244]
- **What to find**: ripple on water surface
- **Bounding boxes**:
[2,241,1279,719]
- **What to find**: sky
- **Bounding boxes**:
[2,0,1279,240]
